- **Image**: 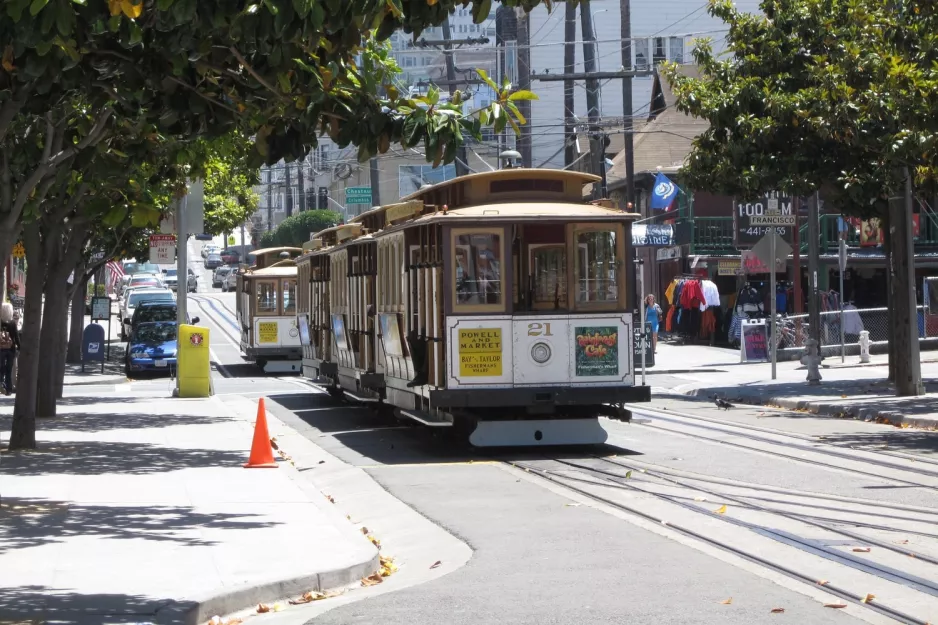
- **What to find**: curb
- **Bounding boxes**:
[685,388,938,431]
[152,394,380,625]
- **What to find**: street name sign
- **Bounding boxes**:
[345,186,372,205]
[750,214,796,226]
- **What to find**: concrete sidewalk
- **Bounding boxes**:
[648,342,938,429]
[0,390,378,624]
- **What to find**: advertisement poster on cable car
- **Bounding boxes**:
[574,327,619,377]
[379,313,404,358]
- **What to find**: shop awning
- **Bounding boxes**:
[632,224,674,247]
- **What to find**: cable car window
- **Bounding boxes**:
[575,230,618,304]
[531,244,566,306]
[453,230,503,308]
[282,279,297,315]
[256,280,279,315]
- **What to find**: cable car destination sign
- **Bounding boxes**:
[734,191,795,246]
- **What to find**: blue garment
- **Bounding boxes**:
[646,305,660,333]
[776,291,787,313]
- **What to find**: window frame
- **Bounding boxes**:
[254,279,280,316]
[567,223,626,312]
[450,226,508,314]
[281,278,297,316]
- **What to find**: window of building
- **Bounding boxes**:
[399,164,457,197]
[575,229,619,305]
[256,281,279,315]
[634,39,649,70]
[404,56,415,68]
[653,37,667,65]
[282,279,297,315]
[531,245,566,307]
[669,37,684,64]
[452,229,504,311]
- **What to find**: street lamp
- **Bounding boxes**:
[500,149,521,169]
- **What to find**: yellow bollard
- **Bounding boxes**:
[177,324,211,397]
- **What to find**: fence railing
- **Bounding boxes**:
[775,305,937,356]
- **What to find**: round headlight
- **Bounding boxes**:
[531,342,551,364]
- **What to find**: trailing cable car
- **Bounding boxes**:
[295,169,650,446]
[235,246,303,373]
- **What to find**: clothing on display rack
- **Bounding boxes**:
[664,277,724,340]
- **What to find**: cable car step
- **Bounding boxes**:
[398,409,453,427]
[343,389,380,403]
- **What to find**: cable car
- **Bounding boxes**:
[235,247,303,373]
[296,169,650,446]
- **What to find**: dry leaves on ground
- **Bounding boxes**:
[361,573,383,587]
[852,547,871,553]
[380,554,398,577]
[270,437,279,450]
[360,526,370,535]
[824,603,847,609]
[325,494,336,504]
[720,598,733,605]
[289,590,340,605]
[862,594,875,604]
[207,617,243,625]
[770,608,785,613]
[817,580,829,586]
[430,560,442,569]
[367,534,381,549]
[714,504,728,515]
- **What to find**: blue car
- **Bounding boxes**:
[125,321,179,377]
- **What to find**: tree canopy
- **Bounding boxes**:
[664,0,938,217]
[259,209,342,248]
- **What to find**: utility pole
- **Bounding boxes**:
[265,167,273,232]
[516,8,532,167]
[441,17,470,176]
[284,163,293,218]
[370,158,381,207]
[579,1,603,193]
[563,2,577,167]
[808,192,821,348]
[297,160,305,212]
[619,0,635,208]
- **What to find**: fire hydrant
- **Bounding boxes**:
[858,330,871,363]
[801,338,823,385]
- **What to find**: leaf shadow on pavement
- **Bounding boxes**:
[0,411,234,433]
[0,439,246,476]
[267,392,640,467]
[0,497,276,553]
[0,585,187,624]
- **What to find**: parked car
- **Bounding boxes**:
[126,302,197,340]
[186,268,198,293]
[212,265,232,288]
[221,268,239,292]
[204,253,223,269]
[125,321,179,377]
[201,244,219,259]
[120,273,162,297]
[220,248,240,265]
[121,288,175,339]
[162,268,179,291]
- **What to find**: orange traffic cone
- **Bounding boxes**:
[244,398,278,468]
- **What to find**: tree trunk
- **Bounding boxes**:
[37,282,69,418]
[882,209,896,382]
[8,223,45,450]
[890,172,923,396]
[66,275,87,363]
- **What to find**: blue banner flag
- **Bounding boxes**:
[651,173,679,210]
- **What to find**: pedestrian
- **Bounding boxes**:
[644,294,662,353]
[1,302,20,396]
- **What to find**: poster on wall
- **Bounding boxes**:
[740,319,769,362]
[574,327,619,377]
[331,314,349,351]
[379,313,404,358]
[856,215,920,246]
[457,328,502,377]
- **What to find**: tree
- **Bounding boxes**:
[262,210,342,248]
[664,0,936,396]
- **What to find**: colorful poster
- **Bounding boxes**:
[258,322,278,344]
[741,322,768,362]
[458,328,502,377]
[575,327,619,377]
[857,215,920,246]
[379,313,404,358]
[331,314,349,351]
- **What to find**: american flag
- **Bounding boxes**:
[105,261,125,295]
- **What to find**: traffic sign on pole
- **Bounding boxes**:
[345,187,372,205]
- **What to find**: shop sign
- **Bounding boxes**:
[574,327,619,377]
[741,250,785,274]
[632,224,674,247]
[258,321,279,344]
[717,259,742,276]
[656,246,682,261]
[458,328,502,376]
[740,319,769,362]
[734,191,794,246]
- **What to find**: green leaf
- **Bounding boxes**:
[277,72,291,93]
[56,4,76,36]
[508,90,538,102]
[507,102,525,125]
[472,0,491,24]
[475,68,498,91]
[29,0,50,16]
[156,0,172,7]
[624,470,632,479]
